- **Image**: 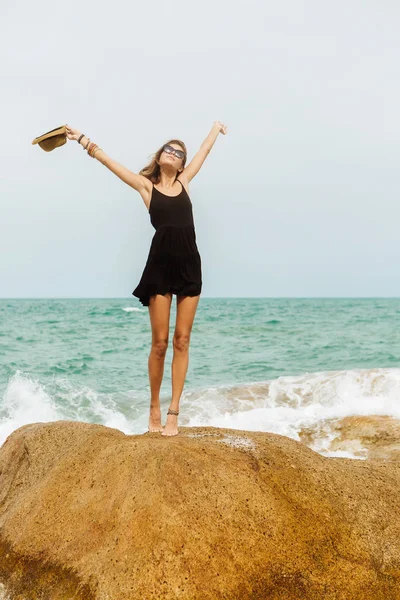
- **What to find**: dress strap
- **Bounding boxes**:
[176,179,183,188]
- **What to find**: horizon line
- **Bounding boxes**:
[1,296,400,300]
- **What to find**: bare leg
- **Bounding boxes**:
[148,293,172,432]
[162,294,200,437]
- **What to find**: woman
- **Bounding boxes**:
[65,122,227,436]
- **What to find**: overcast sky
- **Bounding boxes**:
[2,0,400,298]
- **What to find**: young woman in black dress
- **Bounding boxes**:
[65,121,227,436]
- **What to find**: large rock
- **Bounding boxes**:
[0,421,400,599]
[300,415,400,460]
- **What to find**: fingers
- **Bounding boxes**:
[215,121,228,134]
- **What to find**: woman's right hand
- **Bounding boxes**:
[214,121,228,135]
[65,124,82,141]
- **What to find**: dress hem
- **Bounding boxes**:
[132,285,202,307]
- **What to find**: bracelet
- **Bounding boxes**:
[84,137,91,150]
[77,134,85,144]
[87,143,98,157]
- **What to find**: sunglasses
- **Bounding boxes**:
[163,144,186,160]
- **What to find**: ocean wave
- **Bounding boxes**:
[1,368,400,460]
[182,367,400,459]
[0,372,137,446]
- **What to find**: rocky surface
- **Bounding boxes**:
[300,414,400,460]
[0,421,400,599]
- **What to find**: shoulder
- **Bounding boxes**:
[177,175,190,195]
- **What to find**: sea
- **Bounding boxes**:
[1,297,400,460]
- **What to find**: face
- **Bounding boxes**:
[159,143,186,172]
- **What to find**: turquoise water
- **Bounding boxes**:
[1,298,400,456]
[1,297,399,392]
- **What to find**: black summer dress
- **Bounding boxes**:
[132,180,202,307]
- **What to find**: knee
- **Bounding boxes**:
[152,338,169,359]
[173,332,190,353]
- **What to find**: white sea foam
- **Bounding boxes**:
[0,372,137,446]
[182,368,400,458]
[1,368,400,459]
[122,307,144,312]
[0,372,61,444]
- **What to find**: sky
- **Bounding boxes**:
[2,0,400,298]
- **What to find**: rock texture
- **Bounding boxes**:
[0,421,400,599]
[300,415,400,460]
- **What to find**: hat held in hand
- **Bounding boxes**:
[32,125,67,152]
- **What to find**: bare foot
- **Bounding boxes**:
[162,413,179,436]
[148,406,163,433]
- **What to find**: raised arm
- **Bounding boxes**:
[181,121,227,184]
[65,125,151,199]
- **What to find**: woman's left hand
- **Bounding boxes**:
[65,124,82,141]
[214,121,228,135]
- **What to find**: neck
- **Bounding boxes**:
[159,169,179,188]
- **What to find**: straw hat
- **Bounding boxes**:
[32,125,67,152]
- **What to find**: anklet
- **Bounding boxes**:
[167,409,179,416]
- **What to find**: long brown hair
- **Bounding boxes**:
[140,139,187,184]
